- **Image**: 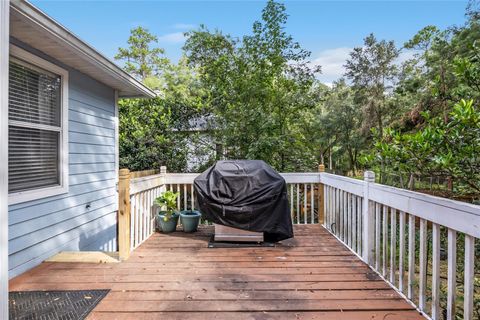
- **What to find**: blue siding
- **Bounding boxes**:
[8,39,118,278]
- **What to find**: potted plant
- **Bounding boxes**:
[155,191,180,233]
[180,210,202,233]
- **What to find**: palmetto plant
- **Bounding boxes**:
[155,191,179,221]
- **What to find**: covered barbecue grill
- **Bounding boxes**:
[194,160,294,242]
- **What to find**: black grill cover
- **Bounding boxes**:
[194,160,294,242]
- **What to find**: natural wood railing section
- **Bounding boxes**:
[117,167,479,320]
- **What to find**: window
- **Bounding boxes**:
[8,46,69,204]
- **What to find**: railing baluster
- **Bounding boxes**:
[319,185,330,229]
[357,197,362,256]
[148,189,152,236]
[398,210,405,292]
[390,208,397,284]
[138,192,142,246]
[352,195,357,253]
[191,184,195,210]
[296,184,300,224]
[419,218,427,312]
[184,184,187,210]
[142,191,147,242]
[330,186,334,228]
[344,191,347,242]
[407,214,415,300]
[329,187,333,230]
[382,205,388,277]
[130,195,134,250]
[176,184,181,210]
[334,188,338,233]
[347,193,352,247]
[431,222,440,319]
[464,235,475,320]
[340,190,344,240]
[332,187,335,231]
[135,192,140,247]
[310,183,314,224]
[375,203,381,270]
[447,228,457,320]
[145,190,150,238]
[332,188,336,233]
[290,184,294,223]
[304,183,307,224]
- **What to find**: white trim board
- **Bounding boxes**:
[0,1,10,318]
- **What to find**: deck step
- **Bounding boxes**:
[45,251,119,263]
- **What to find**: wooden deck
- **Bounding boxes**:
[10,225,425,320]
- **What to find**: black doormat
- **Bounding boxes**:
[9,289,110,320]
[208,234,276,248]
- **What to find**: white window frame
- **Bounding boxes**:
[8,45,69,205]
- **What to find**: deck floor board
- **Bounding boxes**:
[9,224,425,320]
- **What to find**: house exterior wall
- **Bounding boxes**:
[8,38,118,278]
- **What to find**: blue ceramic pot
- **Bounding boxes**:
[180,210,202,233]
[156,211,180,233]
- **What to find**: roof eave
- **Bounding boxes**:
[10,0,156,99]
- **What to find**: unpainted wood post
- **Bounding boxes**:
[362,171,375,265]
[318,164,325,225]
[118,168,131,261]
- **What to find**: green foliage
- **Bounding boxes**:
[183,0,320,171]
[364,99,480,194]
[119,97,189,172]
[114,0,480,202]
[345,33,399,137]
[116,27,205,172]
[114,27,169,81]
[155,191,179,221]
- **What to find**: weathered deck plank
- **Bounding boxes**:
[9,225,425,320]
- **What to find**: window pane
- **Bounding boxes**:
[9,60,61,127]
[8,126,60,193]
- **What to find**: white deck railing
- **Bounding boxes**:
[126,169,322,251]
[121,167,479,320]
[323,171,479,320]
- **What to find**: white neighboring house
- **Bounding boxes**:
[0,0,155,317]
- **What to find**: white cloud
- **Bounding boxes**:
[172,23,196,30]
[311,47,352,85]
[396,49,418,65]
[158,32,186,44]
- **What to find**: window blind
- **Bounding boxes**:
[8,58,62,193]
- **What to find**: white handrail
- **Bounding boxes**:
[321,171,480,320]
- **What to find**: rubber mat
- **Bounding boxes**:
[9,289,109,320]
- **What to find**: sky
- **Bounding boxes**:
[31,0,470,85]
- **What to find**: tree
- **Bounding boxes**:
[344,34,399,137]
[365,99,480,194]
[116,28,204,172]
[319,80,365,174]
[184,0,321,171]
[115,26,169,83]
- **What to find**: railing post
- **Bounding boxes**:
[362,171,375,264]
[160,166,167,193]
[160,166,167,175]
[318,164,325,225]
[118,168,131,261]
